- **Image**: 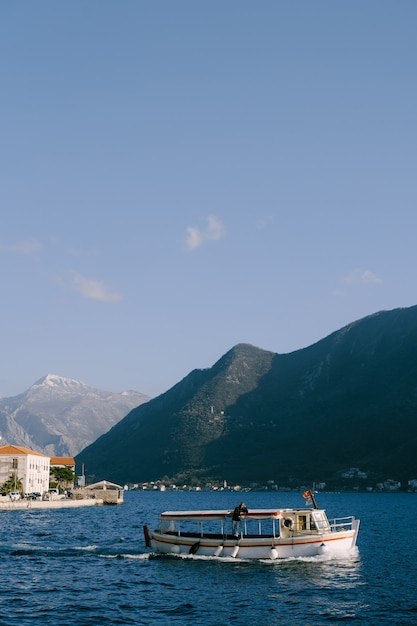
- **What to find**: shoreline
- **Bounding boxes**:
[0,498,104,510]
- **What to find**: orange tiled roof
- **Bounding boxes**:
[50,456,75,466]
[0,445,48,457]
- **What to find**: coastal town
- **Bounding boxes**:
[0,444,123,507]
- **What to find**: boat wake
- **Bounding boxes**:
[259,548,359,565]
[5,541,152,561]
[99,552,152,560]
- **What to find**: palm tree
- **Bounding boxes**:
[0,473,23,495]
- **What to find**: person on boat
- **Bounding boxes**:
[232,502,248,536]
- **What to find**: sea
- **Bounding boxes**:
[0,490,416,625]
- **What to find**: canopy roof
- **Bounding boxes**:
[86,480,123,490]
[160,509,283,521]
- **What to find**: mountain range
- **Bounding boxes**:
[76,305,417,489]
[0,374,150,457]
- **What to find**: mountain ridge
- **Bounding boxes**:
[76,305,417,488]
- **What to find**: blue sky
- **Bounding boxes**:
[1,1,416,398]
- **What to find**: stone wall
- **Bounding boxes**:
[72,488,124,504]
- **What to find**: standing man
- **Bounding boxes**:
[232,502,248,536]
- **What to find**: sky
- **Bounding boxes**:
[1,1,416,398]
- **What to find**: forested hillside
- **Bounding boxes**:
[77,306,417,489]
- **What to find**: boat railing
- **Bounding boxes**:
[159,515,279,538]
[328,516,355,533]
[286,516,355,536]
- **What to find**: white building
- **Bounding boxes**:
[0,445,50,495]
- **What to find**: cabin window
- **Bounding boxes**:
[160,519,176,533]
[311,511,328,531]
[297,515,307,531]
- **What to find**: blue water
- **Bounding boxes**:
[0,491,416,625]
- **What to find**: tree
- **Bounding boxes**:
[50,466,75,492]
[0,473,23,495]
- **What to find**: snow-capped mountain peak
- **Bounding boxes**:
[0,375,150,457]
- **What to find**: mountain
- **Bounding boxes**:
[0,374,150,456]
[76,305,417,488]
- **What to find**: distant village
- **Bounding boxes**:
[131,469,417,493]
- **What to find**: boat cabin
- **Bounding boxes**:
[157,508,331,540]
[279,508,331,537]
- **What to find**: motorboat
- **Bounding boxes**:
[143,491,360,560]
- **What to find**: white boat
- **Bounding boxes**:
[144,492,360,560]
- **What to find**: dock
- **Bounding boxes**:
[0,497,103,510]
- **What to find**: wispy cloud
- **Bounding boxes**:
[71,272,122,302]
[185,215,225,250]
[185,226,203,251]
[343,269,383,285]
[0,239,43,254]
